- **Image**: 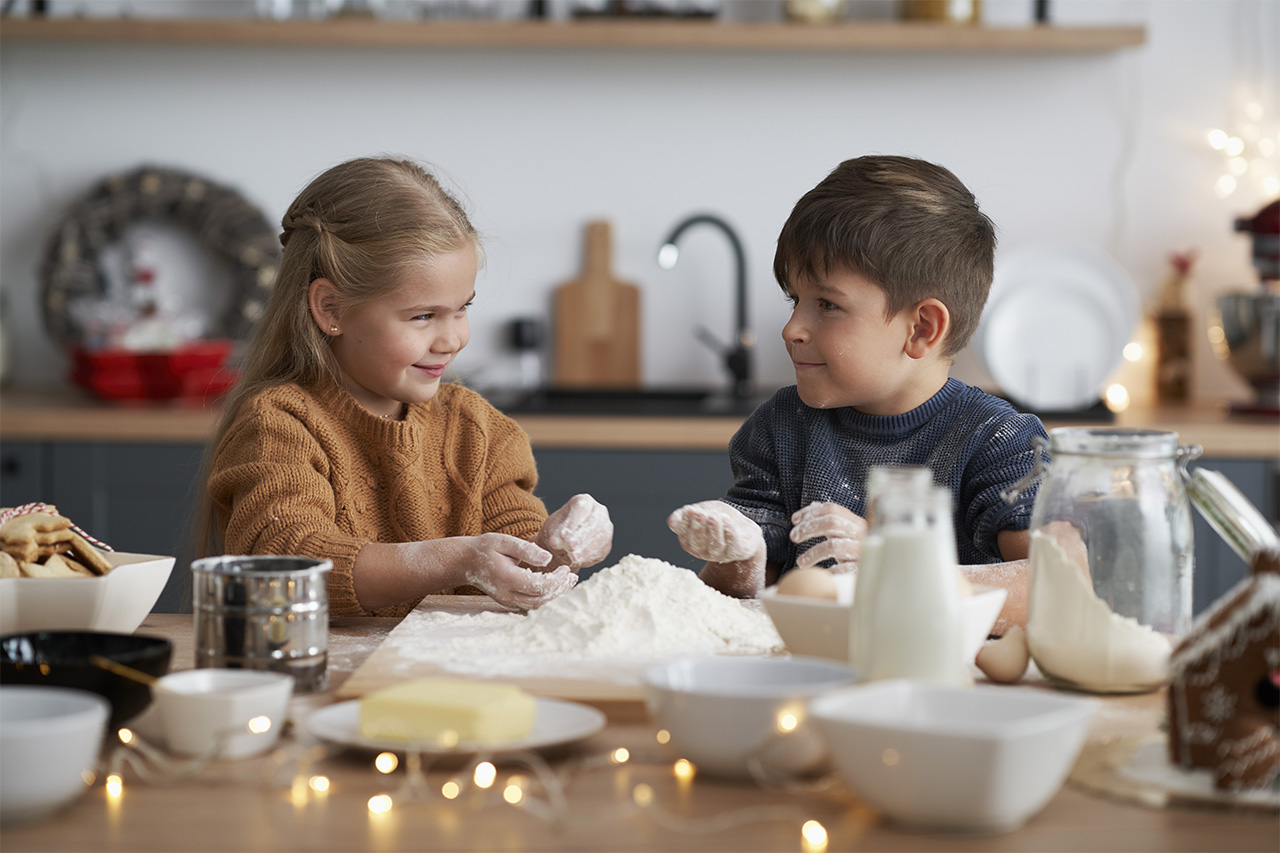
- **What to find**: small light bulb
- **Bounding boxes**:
[308,775,330,793]
[1208,128,1229,149]
[1105,383,1130,413]
[882,748,900,767]
[367,794,393,814]
[1228,156,1249,176]
[801,819,829,852]
[1123,342,1143,362]
[503,784,523,805]
[1225,136,1245,157]
[632,783,655,807]
[106,774,124,798]
[442,780,461,800]
[1215,174,1238,199]
[1262,175,1280,197]
[247,716,272,734]
[474,762,497,789]
[375,752,398,774]
[674,758,696,781]
[81,770,96,786]
[657,243,680,269]
[611,748,630,764]
[776,711,799,734]
[655,729,671,745]
[117,728,134,744]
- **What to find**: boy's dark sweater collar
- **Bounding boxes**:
[832,378,966,438]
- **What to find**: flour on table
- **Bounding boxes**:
[391,555,784,682]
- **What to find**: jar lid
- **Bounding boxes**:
[1184,467,1280,562]
[1047,427,1181,458]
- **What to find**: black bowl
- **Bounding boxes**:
[0,631,173,728]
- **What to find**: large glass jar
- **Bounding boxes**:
[1020,428,1197,694]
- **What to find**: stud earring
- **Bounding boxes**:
[329,325,339,333]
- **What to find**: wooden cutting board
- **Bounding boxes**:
[552,220,641,389]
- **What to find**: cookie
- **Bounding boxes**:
[22,553,92,578]
[0,552,21,578]
[0,510,72,541]
[69,533,113,576]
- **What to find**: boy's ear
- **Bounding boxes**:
[904,298,950,360]
[308,278,341,336]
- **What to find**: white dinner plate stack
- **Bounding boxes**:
[975,242,1140,413]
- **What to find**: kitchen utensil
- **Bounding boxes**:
[0,686,110,824]
[642,656,857,781]
[1014,428,1197,694]
[0,631,173,727]
[0,551,175,636]
[152,668,293,759]
[812,681,1097,835]
[191,555,331,694]
[975,242,1139,413]
[552,220,641,389]
[760,576,1005,664]
[1217,292,1280,415]
[303,697,606,756]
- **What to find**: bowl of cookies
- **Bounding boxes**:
[0,504,174,635]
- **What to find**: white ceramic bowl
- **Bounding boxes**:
[153,669,294,759]
[760,574,1006,665]
[0,551,176,636]
[1,685,110,824]
[642,656,857,781]
[811,681,1097,834]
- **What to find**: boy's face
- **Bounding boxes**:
[782,268,918,415]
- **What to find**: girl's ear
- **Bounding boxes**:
[308,278,341,336]
[905,298,950,360]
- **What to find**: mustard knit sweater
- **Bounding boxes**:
[207,379,547,619]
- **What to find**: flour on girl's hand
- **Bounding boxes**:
[391,554,784,682]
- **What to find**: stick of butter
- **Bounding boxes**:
[358,678,538,745]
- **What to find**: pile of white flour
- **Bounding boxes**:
[389,555,783,683]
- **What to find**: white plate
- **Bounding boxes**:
[976,242,1139,412]
[302,697,606,755]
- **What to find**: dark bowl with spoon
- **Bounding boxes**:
[0,631,173,727]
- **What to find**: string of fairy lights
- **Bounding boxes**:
[94,714,880,851]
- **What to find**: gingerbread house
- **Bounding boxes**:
[1167,549,1280,791]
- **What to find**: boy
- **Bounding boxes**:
[668,155,1045,633]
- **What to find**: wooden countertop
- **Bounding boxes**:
[3,610,1274,853]
[1,386,1277,457]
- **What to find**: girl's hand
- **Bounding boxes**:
[790,501,867,574]
[668,500,765,564]
[459,532,577,611]
[536,494,613,568]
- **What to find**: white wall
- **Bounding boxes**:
[2,0,1276,406]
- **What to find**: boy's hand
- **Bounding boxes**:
[668,500,765,563]
[790,501,867,574]
[536,494,613,568]
[460,532,577,611]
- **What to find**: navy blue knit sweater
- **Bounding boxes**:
[723,378,1047,572]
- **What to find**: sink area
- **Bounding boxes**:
[487,386,770,417]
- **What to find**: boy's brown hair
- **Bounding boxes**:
[773,155,996,358]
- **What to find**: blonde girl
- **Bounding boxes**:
[197,157,612,618]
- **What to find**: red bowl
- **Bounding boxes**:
[70,340,238,401]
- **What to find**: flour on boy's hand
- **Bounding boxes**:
[668,500,764,563]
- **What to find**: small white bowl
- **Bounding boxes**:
[1,685,110,824]
[153,669,293,759]
[0,551,175,636]
[811,680,1096,834]
[642,656,857,781]
[760,574,1006,665]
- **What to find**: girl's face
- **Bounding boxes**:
[328,246,477,418]
[781,268,916,415]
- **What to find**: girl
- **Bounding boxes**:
[197,156,612,618]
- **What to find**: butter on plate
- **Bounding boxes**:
[358,678,538,745]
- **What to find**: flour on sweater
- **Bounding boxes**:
[390,555,784,682]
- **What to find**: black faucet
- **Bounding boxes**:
[657,213,755,399]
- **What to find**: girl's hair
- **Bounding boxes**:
[193,156,481,559]
[773,155,995,358]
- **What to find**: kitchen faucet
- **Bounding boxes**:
[657,213,755,399]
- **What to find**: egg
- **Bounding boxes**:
[776,567,838,600]
[975,625,1030,683]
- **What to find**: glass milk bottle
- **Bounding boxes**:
[859,483,968,687]
[1017,428,1197,694]
[849,466,933,674]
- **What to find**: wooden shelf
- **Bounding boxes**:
[0,16,1145,53]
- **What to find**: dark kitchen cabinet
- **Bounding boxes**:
[2,439,1275,616]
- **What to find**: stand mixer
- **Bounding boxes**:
[1219,199,1280,417]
